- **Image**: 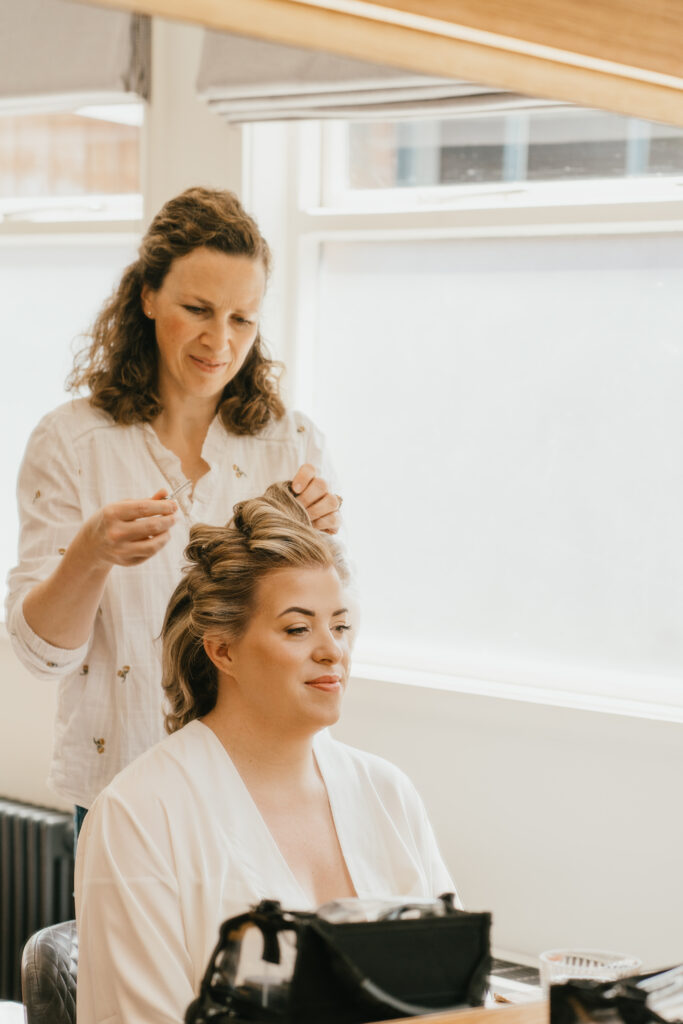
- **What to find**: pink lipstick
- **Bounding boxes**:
[306,675,342,692]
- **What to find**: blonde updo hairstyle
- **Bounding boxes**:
[162,482,350,734]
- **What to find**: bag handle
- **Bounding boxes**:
[186,901,304,1023]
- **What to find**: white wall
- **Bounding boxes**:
[332,678,683,969]
[0,630,70,811]
[335,679,683,966]
[144,17,243,221]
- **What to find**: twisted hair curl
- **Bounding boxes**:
[67,186,284,434]
[162,482,350,734]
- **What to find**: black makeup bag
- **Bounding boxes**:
[185,894,491,1024]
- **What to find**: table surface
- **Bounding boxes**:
[0,994,547,1024]
[0,1003,546,1024]
[386,998,549,1024]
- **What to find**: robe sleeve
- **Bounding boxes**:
[414,790,464,907]
[395,769,464,908]
[75,790,195,1024]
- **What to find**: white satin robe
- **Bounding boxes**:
[75,720,457,1024]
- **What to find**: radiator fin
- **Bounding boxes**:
[0,799,74,1002]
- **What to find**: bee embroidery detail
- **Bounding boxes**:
[117,665,130,681]
[58,548,66,555]
[32,490,41,502]
[232,464,247,478]
[80,664,89,676]
[297,425,305,433]
[46,661,58,668]
[93,737,106,754]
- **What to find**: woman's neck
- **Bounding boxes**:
[154,387,217,440]
[202,707,321,794]
[152,392,218,484]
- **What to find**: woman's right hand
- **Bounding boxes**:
[79,489,179,570]
[22,490,180,651]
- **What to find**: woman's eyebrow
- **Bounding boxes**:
[181,293,259,314]
[277,606,349,617]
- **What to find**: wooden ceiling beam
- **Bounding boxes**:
[79,0,683,126]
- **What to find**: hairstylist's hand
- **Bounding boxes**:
[291,465,343,535]
[80,489,179,569]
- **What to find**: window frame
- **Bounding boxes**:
[319,115,683,208]
[244,117,683,724]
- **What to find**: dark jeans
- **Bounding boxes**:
[74,804,88,859]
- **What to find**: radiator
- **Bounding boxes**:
[0,798,74,1002]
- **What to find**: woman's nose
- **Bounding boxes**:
[315,631,343,663]
[203,318,231,351]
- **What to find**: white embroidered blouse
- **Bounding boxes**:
[75,721,458,1024]
[6,398,336,807]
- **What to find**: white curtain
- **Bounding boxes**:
[197,31,558,122]
[0,0,150,111]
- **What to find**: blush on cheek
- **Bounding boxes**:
[165,311,189,335]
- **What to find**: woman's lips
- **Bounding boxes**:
[189,354,227,373]
[306,675,342,692]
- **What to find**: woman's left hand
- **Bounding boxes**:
[291,464,343,534]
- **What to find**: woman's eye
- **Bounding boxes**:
[184,305,206,315]
[285,626,309,636]
[232,316,253,326]
[334,624,352,635]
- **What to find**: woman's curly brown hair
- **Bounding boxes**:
[67,187,285,434]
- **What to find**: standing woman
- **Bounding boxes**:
[6,187,341,823]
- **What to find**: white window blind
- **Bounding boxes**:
[0,0,150,112]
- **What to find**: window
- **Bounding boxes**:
[0,100,143,595]
[0,238,138,589]
[247,108,683,719]
[321,108,683,208]
[0,103,143,223]
[346,111,683,190]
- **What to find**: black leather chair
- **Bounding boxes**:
[21,920,78,1024]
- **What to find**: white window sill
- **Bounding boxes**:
[351,658,683,723]
[310,175,683,216]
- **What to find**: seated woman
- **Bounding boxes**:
[75,483,458,1024]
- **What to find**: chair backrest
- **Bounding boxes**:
[21,920,78,1024]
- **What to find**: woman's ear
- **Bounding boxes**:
[203,635,232,674]
[140,284,155,320]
